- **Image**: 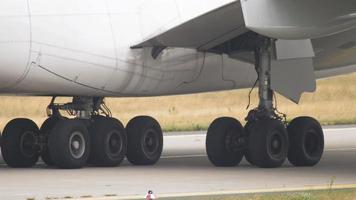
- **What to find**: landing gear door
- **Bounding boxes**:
[271,39,316,103]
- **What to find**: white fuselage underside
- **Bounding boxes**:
[0,0,355,97]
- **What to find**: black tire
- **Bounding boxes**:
[287,117,324,167]
[243,122,253,165]
[1,118,40,168]
[126,116,163,165]
[247,119,289,168]
[206,117,245,167]
[49,119,90,169]
[88,116,127,167]
[40,117,62,166]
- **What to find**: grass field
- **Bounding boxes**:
[1,72,356,132]
[162,189,356,200]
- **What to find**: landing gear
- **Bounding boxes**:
[243,39,290,168]
[1,119,40,168]
[44,97,129,169]
[0,97,163,169]
[126,116,163,165]
[206,38,324,168]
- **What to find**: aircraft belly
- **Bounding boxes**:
[111,50,257,97]
[0,0,258,97]
[0,0,31,91]
[6,49,257,97]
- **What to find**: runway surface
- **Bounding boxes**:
[1,126,356,200]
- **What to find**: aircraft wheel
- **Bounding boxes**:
[243,122,254,165]
[206,117,245,167]
[126,116,163,165]
[1,118,40,168]
[247,118,289,168]
[287,117,324,166]
[49,119,90,169]
[88,116,127,167]
[40,117,63,166]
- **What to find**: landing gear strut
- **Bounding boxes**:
[244,39,289,168]
[206,38,324,168]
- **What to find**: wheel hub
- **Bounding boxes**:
[270,133,282,155]
[69,131,86,159]
[305,130,319,156]
[20,131,37,158]
[225,130,245,153]
[143,130,159,154]
[107,131,123,156]
[72,141,80,150]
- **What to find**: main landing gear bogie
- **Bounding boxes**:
[206,116,324,168]
[206,38,325,168]
[0,97,164,169]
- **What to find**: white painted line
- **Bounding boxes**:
[324,127,356,131]
[161,154,206,159]
[165,134,204,138]
[325,148,356,152]
[160,148,356,159]
[66,183,356,200]
[165,127,356,138]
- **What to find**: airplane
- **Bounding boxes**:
[0,0,355,169]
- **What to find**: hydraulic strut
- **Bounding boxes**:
[256,39,274,117]
[46,96,111,119]
[245,38,284,122]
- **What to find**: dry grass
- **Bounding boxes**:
[162,189,356,200]
[1,73,356,132]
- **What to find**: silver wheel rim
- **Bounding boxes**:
[69,131,86,159]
